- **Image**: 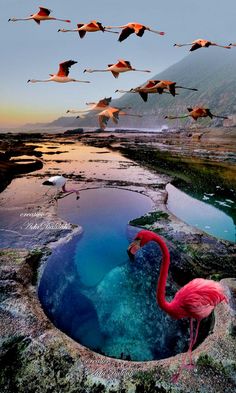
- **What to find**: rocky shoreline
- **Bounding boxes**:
[0,129,235,392]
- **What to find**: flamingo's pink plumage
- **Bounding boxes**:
[128,229,228,380]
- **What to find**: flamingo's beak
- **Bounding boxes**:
[127,239,141,260]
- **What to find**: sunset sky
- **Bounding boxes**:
[1,0,235,128]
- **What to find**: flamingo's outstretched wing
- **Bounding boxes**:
[38,7,51,16]
[205,108,213,118]
[99,114,109,129]
[145,80,160,88]
[139,92,148,102]
[168,83,176,96]
[57,60,77,76]
[96,21,105,31]
[190,43,201,51]
[136,26,145,37]
[119,27,134,42]
[97,97,112,107]
[77,24,86,38]
[112,110,120,124]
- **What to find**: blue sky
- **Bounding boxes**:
[1,0,235,127]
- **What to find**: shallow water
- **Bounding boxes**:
[0,140,163,248]
[167,184,236,242]
[38,188,190,361]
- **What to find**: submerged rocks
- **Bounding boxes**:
[82,247,189,361]
[0,249,235,393]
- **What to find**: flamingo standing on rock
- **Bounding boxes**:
[127,230,228,382]
[66,97,112,117]
[98,106,142,130]
[42,176,80,200]
[84,59,151,78]
[174,39,231,51]
[104,22,165,42]
[58,20,118,38]
[165,107,228,121]
[8,7,71,25]
[27,60,90,84]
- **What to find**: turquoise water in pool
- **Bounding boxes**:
[38,188,190,361]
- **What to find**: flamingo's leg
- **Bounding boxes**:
[188,319,201,365]
[57,191,74,200]
[172,318,195,383]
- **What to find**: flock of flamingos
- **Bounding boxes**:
[8,6,235,129]
[9,6,231,383]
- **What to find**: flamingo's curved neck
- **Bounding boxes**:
[155,236,172,314]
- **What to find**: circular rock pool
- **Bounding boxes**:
[38,188,190,361]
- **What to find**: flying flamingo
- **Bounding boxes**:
[104,22,165,42]
[116,79,197,101]
[84,59,151,78]
[27,60,90,84]
[58,20,118,37]
[66,97,112,116]
[8,7,71,25]
[98,106,142,130]
[127,230,228,381]
[116,80,166,102]
[165,107,228,121]
[42,176,80,200]
[174,39,231,51]
[147,80,198,97]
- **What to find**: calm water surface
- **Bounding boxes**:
[38,188,189,361]
[167,184,235,242]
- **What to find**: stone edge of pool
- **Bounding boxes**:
[0,185,236,393]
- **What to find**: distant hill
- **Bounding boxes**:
[113,48,236,127]
[26,49,236,130]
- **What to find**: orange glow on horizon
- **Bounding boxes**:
[0,105,60,128]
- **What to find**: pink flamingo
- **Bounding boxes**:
[104,22,165,42]
[128,229,228,381]
[98,106,142,130]
[8,7,71,24]
[174,38,231,51]
[58,20,119,37]
[42,175,80,200]
[27,60,90,84]
[83,59,151,78]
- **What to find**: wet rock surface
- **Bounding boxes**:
[0,135,44,193]
[0,130,235,392]
[0,249,235,393]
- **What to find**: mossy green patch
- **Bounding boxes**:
[132,370,171,393]
[0,250,19,257]
[129,211,169,227]
[197,354,229,376]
